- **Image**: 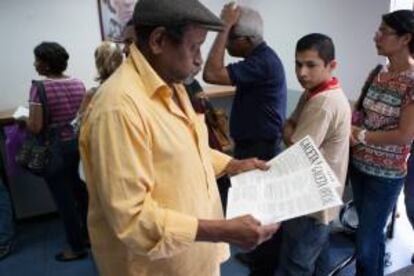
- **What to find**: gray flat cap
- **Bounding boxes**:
[133,0,224,31]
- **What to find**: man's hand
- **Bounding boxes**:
[351,125,362,146]
[221,2,241,28]
[225,158,269,176]
[351,126,365,147]
[351,126,362,137]
[350,131,359,147]
[196,216,280,251]
[223,215,280,250]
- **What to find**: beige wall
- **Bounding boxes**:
[0,0,393,110]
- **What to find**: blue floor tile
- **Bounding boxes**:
[0,216,360,276]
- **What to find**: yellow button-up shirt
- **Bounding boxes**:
[79,45,231,276]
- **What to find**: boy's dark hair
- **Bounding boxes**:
[382,10,414,54]
[34,42,69,74]
[296,33,335,65]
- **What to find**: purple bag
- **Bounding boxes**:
[4,124,27,177]
[351,110,363,126]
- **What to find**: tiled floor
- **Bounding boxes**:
[0,215,98,276]
[0,194,413,276]
[384,193,414,275]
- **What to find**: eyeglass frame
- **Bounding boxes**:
[375,27,399,38]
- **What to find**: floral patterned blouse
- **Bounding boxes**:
[351,65,414,179]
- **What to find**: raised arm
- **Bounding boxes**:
[203,4,240,85]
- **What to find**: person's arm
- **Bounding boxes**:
[196,216,279,251]
[210,149,232,177]
[224,157,269,176]
[26,83,44,134]
[283,94,306,146]
[290,102,332,148]
[203,4,240,85]
[26,103,43,134]
[77,88,96,117]
[352,103,414,145]
[209,149,269,178]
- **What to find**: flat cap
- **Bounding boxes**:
[133,0,224,32]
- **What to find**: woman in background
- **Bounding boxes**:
[350,10,414,276]
[27,41,88,261]
[76,41,123,122]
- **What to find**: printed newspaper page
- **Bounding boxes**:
[226,136,343,224]
[12,106,29,120]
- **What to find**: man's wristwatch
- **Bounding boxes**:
[357,129,367,144]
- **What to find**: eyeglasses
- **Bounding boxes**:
[375,29,398,37]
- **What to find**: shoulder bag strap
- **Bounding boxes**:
[32,80,51,138]
[355,64,382,111]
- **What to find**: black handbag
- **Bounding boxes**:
[15,81,64,177]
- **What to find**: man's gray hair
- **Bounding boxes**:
[232,6,263,46]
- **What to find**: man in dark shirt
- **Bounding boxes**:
[203,3,287,162]
[203,3,287,275]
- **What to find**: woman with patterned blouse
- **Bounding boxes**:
[350,10,414,276]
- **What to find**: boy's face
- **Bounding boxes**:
[295,49,336,91]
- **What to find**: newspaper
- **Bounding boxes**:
[12,106,29,120]
[226,136,343,224]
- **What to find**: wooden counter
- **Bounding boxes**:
[0,107,57,219]
[0,108,15,126]
[201,85,235,98]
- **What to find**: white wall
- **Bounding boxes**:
[0,0,101,110]
[0,0,392,110]
[200,0,389,99]
[390,0,413,11]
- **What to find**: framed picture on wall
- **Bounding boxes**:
[97,0,137,42]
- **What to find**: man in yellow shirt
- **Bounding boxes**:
[79,1,279,275]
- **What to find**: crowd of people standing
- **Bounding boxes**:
[1,1,414,276]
